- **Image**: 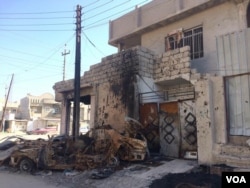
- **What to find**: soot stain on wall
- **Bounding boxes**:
[109,50,138,117]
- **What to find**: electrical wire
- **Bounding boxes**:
[83,0,150,28]
[0,16,73,20]
[0,23,73,26]
[0,29,73,31]
[84,0,114,14]
[83,32,106,56]
[84,0,132,21]
[0,10,74,15]
[83,0,101,8]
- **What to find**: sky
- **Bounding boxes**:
[0,0,151,102]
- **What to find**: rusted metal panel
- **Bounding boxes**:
[179,101,197,157]
[139,103,158,127]
[159,102,180,158]
[160,102,178,114]
[139,103,160,152]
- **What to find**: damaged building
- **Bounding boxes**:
[53,0,250,168]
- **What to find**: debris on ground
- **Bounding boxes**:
[90,167,114,179]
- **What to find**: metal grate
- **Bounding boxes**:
[139,86,195,103]
[184,112,197,145]
[165,26,203,59]
[162,115,175,144]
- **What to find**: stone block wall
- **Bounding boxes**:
[54,46,156,131]
[81,46,156,85]
[154,46,191,82]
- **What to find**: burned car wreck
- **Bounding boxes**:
[0,120,148,173]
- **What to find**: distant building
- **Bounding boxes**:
[18,93,61,131]
[0,99,19,132]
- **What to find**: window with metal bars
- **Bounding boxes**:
[165,26,203,59]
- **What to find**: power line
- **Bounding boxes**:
[83,32,106,56]
[84,0,132,21]
[84,0,114,14]
[0,16,73,20]
[0,54,61,68]
[83,0,150,28]
[0,46,64,60]
[83,0,101,8]
[18,34,75,72]
[0,23,73,26]
[0,10,74,15]
[0,29,73,31]
[0,33,75,75]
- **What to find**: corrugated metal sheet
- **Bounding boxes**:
[216,28,250,76]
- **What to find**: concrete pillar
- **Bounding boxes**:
[195,79,215,165]
[237,1,248,29]
[90,95,95,128]
[211,77,227,144]
[60,96,71,135]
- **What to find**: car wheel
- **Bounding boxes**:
[19,158,34,173]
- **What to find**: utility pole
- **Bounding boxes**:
[61,44,70,81]
[0,74,14,132]
[72,5,82,140]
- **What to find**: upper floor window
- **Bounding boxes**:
[165,26,203,59]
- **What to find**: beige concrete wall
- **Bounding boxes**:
[110,0,215,42]
[142,1,245,73]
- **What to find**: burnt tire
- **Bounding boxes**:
[19,158,34,173]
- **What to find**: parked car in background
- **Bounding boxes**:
[26,128,48,135]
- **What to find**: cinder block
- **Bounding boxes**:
[171,70,180,76]
[184,62,191,68]
[172,48,180,54]
[174,53,183,59]
[180,57,191,63]
[180,46,190,53]
[180,68,191,74]
[162,56,170,62]
[174,63,184,70]
[183,51,190,58]
[163,51,171,57]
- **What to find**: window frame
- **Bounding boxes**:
[165,26,204,60]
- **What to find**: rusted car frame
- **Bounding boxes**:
[3,122,148,172]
